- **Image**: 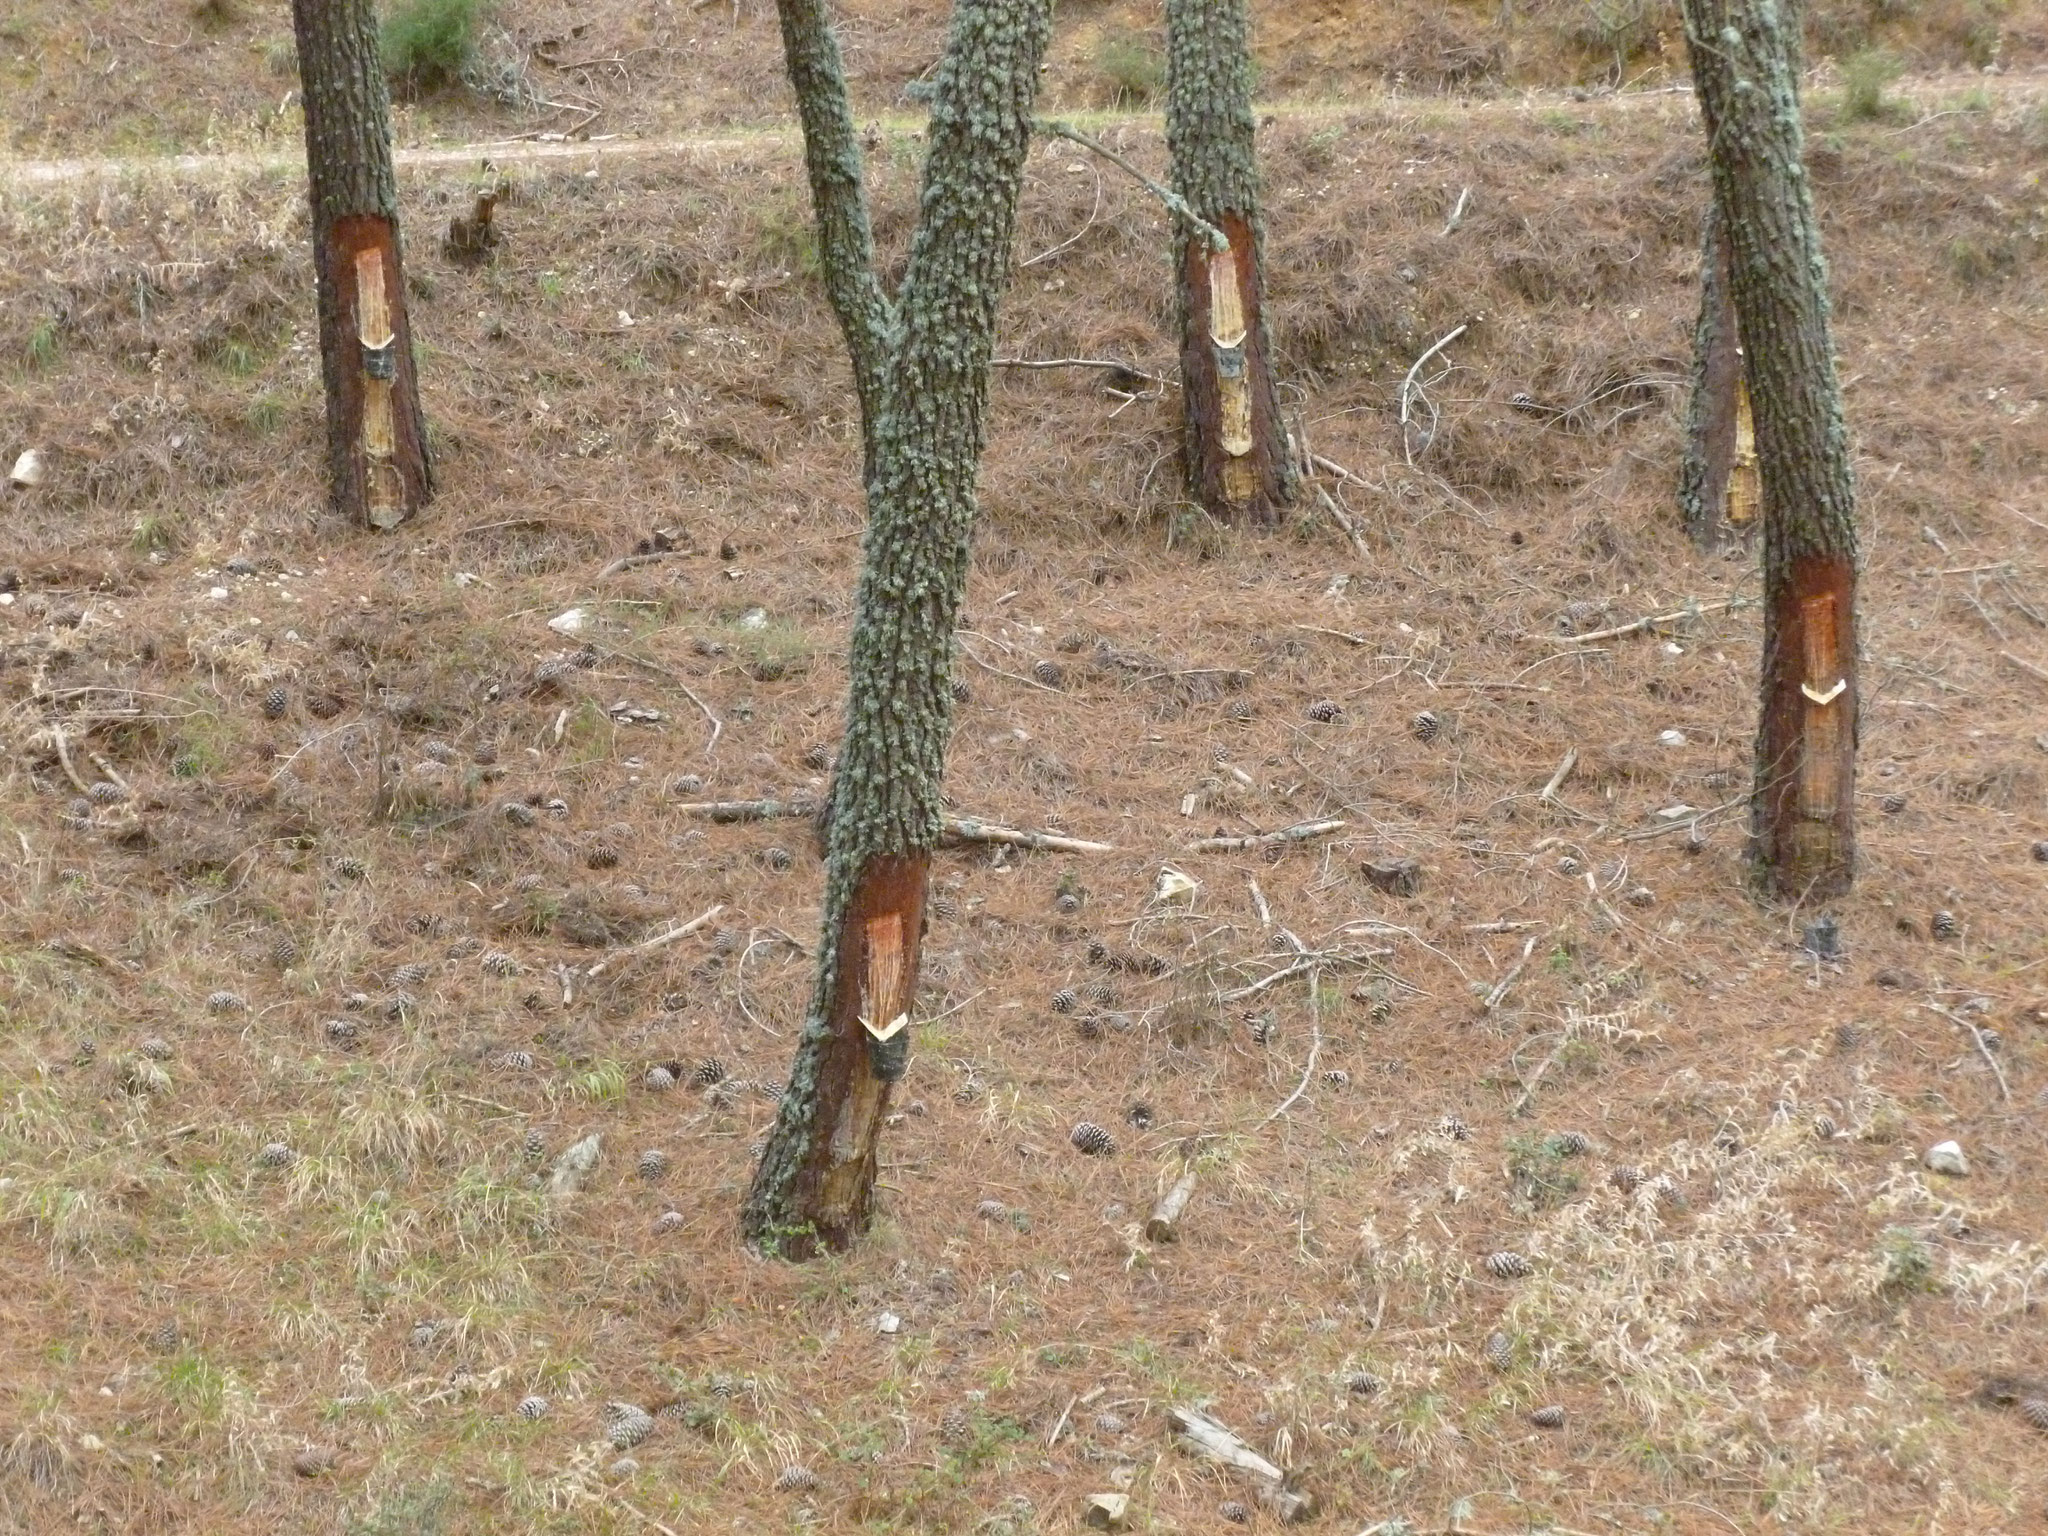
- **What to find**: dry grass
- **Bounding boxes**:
[2,0,2045,157]
[0,83,2046,1535]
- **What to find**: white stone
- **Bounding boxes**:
[1925,1140,1968,1176]
[208,586,230,601]
[875,1312,901,1334]
[1658,729,1687,747]
[8,449,44,487]
[547,607,590,636]
[737,607,769,631]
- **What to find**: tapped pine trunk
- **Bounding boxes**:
[1677,206,1757,549]
[741,0,1055,1258]
[1164,0,1294,524]
[290,0,433,529]
[1682,0,1858,900]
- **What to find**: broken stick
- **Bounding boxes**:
[1167,1407,1317,1524]
[1145,1168,1199,1242]
[1184,818,1345,854]
[584,903,725,979]
[670,800,1116,853]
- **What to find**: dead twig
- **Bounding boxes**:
[1035,121,1227,248]
[942,817,1115,855]
[594,550,687,579]
[1482,930,1543,1013]
[990,356,1175,388]
[1399,322,1469,466]
[42,724,93,795]
[584,903,725,979]
[1183,819,1345,854]
[1313,483,1372,562]
[1999,650,2048,686]
[1440,184,1472,236]
[1926,1001,2011,1101]
[1551,596,1750,646]
[1258,965,1324,1129]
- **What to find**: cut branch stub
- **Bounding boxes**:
[353,247,403,530]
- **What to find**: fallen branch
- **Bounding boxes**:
[1184,818,1345,854]
[1146,1167,1199,1242]
[42,724,92,795]
[1926,1001,2011,1101]
[671,799,807,823]
[942,817,1115,855]
[1551,596,1749,646]
[584,903,724,979]
[1509,1030,1566,1117]
[1312,484,1372,563]
[1999,650,2048,686]
[671,799,1111,853]
[1309,452,1381,494]
[1258,965,1323,1129]
[594,550,686,579]
[1167,1406,1316,1524]
[1481,930,1543,1013]
[1612,794,1745,843]
[1036,121,1228,249]
[1399,322,1469,466]
[1440,184,1472,236]
[1540,748,1579,804]
[991,356,1175,388]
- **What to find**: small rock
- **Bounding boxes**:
[1361,857,1420,897]
[1082,1492,1131,1531]
[547,607,591,636]
[1925,1140,1968,1177]
[9,449,45,488]
[1658,729,1687,747]
[875,1312,901,1334]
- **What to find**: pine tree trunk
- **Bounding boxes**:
[1164,0,1294,524]
[741,0,1055,1259]
[1682,0,1858,900]
[1677,205,1756,549]
[291,0,433,529]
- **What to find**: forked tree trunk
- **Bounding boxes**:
[1682,0,1858,900]
[291,0,432,529]
[1677,206,1758,548]
[741,0,1054,1259]
[1164,0,1294,524]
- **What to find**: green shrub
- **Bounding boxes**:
[1840,48,1904,121]
[380,0,478,92]
[1093,29,1164,107]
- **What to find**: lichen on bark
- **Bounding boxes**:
[741,0,1055,1257]
[1681,0,1859,898]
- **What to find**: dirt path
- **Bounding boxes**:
[2,72,2039,186]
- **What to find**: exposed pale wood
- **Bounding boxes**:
[1482,930,1543,1012]
[1167,1406,1317,1523]
[1146,1168,1199,1241]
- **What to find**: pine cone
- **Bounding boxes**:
[1549,1130,1590,1156]
[206,990,247,1014]
[644,1066,677,1092]
[1069,1121,1116,1156]
[516,1395,550,1420]
[638,1148,669,1180]
[256,1141,294,1168]
[1032,659,1064,688]
[1485,1250,1532,1279]
[1305,698,1342,723]
[261,685,289,719]
[1410,709,1440,743]
[1530,1404,1566,1428]
[1484,1330,1513,1370]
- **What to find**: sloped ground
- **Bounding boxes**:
[1,87,2046,1534]
[3,0,2046,155]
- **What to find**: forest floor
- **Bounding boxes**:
[1,37,2047,1536]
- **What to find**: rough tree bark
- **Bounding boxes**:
[1682,0,1858,899]
[290,0,433,529]
[1164,0,1294,524]
[740,0,1055,1258]
[1676,205,1758,549]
